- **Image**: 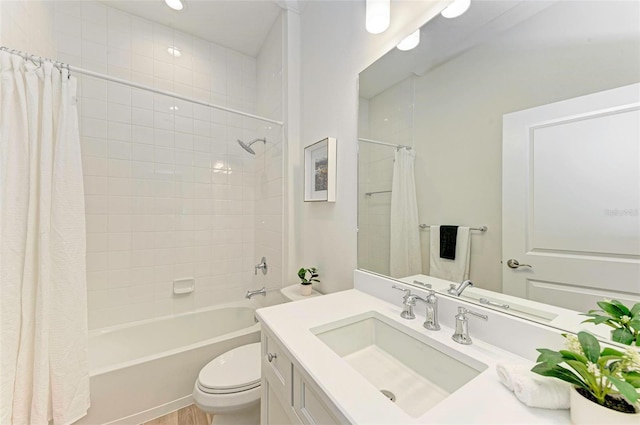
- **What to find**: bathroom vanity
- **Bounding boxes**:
[256,271,572,424]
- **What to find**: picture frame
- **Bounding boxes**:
[304,137,337,202]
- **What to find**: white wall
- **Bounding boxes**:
[0,0,56,58]
[295,0,447,293]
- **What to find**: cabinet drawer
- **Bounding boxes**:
[262,330,293,405]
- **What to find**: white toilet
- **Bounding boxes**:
[192,342,262,425]
[193,286,321,424]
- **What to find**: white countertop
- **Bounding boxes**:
[256,289,570,424]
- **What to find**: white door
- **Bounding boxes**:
[503,83,640,312]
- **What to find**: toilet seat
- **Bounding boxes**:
[197,342,261,395]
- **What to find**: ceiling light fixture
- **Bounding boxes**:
[397,29,420,51]
[366,0,390,34]
[167,46,181,57]
[441,0,471,19]
[164,0,184,11]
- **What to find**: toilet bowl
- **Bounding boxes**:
[193,342,262,425]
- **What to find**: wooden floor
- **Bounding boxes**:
[142,404,212,425]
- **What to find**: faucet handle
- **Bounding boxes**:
[392,285,411,299]
[457,306,488,321]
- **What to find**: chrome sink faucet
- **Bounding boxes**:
[448,279,474,296]
[392,285,440,330]
[392,285,421,319]
[420,290,441,331]
[452,306,488,345]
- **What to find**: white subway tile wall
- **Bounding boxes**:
[47,1,283,329]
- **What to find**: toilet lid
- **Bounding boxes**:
[197,343,261,393]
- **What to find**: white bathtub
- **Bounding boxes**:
[76,302,261,425]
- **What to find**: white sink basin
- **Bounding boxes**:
[312,312,488,418]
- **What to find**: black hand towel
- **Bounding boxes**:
[440,225,459,260]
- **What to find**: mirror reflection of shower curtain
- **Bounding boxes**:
[389,147,422,278]
[0,52,89,424]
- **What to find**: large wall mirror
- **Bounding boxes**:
[357,0,640,342]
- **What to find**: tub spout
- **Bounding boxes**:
[245,287,266,299]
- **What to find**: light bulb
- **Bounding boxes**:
[397,29,420,51]
[164,0,184,11]
[366,0,390,34]
[441,0,471,19]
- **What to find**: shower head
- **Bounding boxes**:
[237,138,266,155]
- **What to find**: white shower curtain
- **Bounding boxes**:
[389,147,422,278]
[1,51,89,424]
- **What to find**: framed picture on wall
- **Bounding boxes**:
[304,137,337,202]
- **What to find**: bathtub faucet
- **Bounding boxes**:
[245,287,266,299]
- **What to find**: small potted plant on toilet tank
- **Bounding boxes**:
[298,267,319,296]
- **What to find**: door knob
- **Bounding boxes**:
[507,259,532,269]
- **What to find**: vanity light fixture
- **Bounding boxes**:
[441,0,471,19]
[167,46,181,57]
[164,0,184,11]
[397,29,420,51]
[366,0,390,34]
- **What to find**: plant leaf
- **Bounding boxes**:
[624,376,640,389]
[565,359,598,390]
[578,331,601,363]
[628,318,640,331]
[600,347,624,357]
[597,301,624,318]
[608,376,639,404]
[531,363,589,390]
[536,349,563,366]
[612,328,635,345]
[631,303,640,317]
[559,350,588,364]
[611,300,631,316]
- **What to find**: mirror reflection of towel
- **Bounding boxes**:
[429,226,471,282]
[440,225,458,260]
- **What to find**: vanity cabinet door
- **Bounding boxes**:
[262,378,299,425]
[293,370,345,425]
[261,329,301,425]
[262,329,293,403]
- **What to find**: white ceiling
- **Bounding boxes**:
[100,0,285,57]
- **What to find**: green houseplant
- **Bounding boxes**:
[297,267,319,296]
[582,300,640,346]
[532,331,639,424]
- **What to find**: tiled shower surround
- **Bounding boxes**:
[44,1,284,329]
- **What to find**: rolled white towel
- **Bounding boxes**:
[496,363,531,391]
[512,372,571,410]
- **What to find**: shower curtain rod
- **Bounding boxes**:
[0,46,284,126]
[358,138,412,150]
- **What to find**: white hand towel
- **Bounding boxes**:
[496,363,532,391]
[429,226,471,282]
[496,363,570,410]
